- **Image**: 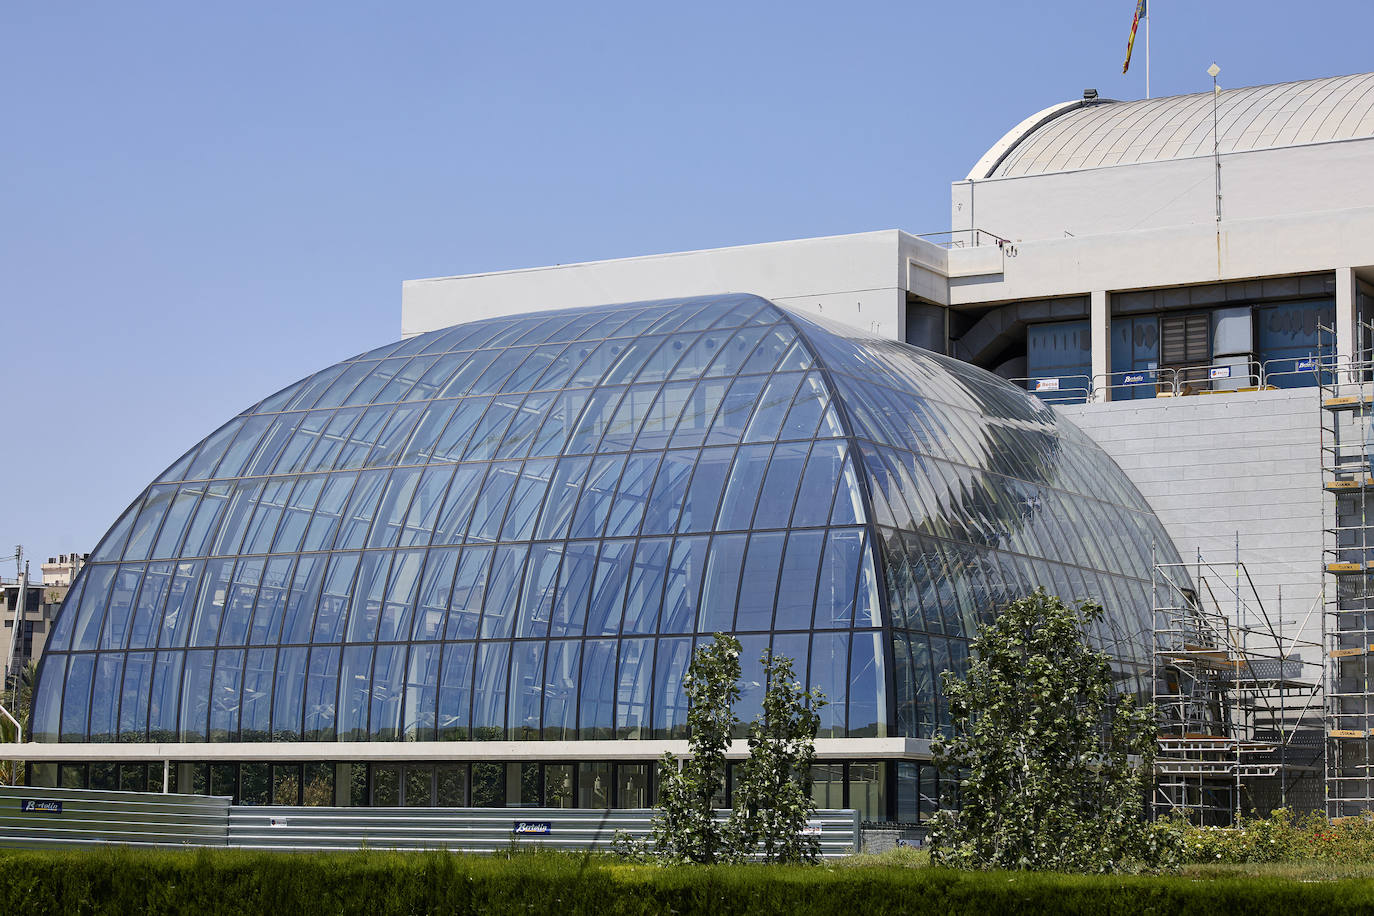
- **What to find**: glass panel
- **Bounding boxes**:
[697,534,746,633]
[405,765,434,807]
[337,645,373,740]
[815,529,862,628]
[586,540,632,636]
[616,638,652,738]
[403,643,440,740]
[810,632,849,737]
[303,647,340,740]
[735,532,784,631]
[87,654,123,742]
[716,444,771,531]
[848,632,886,738]
[209,649,245,740]
[579,639,616,739]
[147,651,183,741]
[279,556,325,645]
[371,644,407,740]
[471,762,505,807]
[241,648,274,740]
[377,550,423,641]
[543,639,580,739]
[550,541,596,638]
[479,546,524,639]
[678,447,732,533]
[177,649,215,741]
[99,564,144,650]
[472,641,510,740]
[118,652,154,741]
[437,642,474,740]
[652,637,691,738]
[446,547,490,640]
[579,762,612,808]
[508,642,544,739]
[313,552,361,643]
[70,564,116,651]
[437,764,467,806]
[622,538,670,635]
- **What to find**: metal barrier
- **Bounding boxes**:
[1015,359,1335,404]
[229,806,860,857]
[1008,375,1092,405]
[0,786,860,857]
[0,785,230,849]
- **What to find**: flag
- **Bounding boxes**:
[1123,0,1147,74]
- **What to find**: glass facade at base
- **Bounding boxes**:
[30,293,1184,822]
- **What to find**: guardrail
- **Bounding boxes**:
[915,228,1014,250]
[0,787,860,857]
[1011,356,1330,404]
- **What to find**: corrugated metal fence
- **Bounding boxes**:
[0,786,230,849]
[0,787,859,857]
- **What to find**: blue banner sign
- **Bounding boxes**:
[1297,358,1317,371]
[513,820,552,835]
[20,799,62,814]
[1122,372,1148,385]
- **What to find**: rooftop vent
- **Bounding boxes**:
[1083,88,1099,101]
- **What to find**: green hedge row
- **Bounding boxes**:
[4,847,1374,915]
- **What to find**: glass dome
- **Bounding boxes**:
[30,293,1180,749]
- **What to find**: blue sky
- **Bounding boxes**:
[4,0,1371,565]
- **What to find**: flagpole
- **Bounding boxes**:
[1146,5,1151,98]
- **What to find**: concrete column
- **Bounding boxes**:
[1091,290,1111,403]
[1337,266,1358,376]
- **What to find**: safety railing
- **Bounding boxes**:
[0,786,860,857]
[1012,357,1333,405]
[1007,375,1093,405]
[915,229,1014,250]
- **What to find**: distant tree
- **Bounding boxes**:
[928,589,1159,872]
[728,649,827,863]
[0,660,37,785]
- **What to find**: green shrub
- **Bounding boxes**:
[1172,808,1374,865]
[6,847,1374,915]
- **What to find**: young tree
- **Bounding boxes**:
[648,634,741,863]
[927,589,1158,872]
[728,649,827,863]
[637,636,828,864]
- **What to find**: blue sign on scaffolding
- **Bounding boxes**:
[1122,372,1148,385]
[1297,357,1317,371]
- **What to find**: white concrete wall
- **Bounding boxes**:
[401,230,952,339]
[1060,389,1325,658]
[953,138,1374,243]
[946,204,1374,308]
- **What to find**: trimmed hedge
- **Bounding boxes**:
[4,847,1374,915]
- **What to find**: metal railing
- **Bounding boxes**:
[1011,356,1331,405]
[0,786,860,857]
[915,229,1014,250]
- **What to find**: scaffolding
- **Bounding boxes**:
[1153,548,1322,825]
[1319,327,1374,817]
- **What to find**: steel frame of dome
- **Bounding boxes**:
[19,293,1182,821]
